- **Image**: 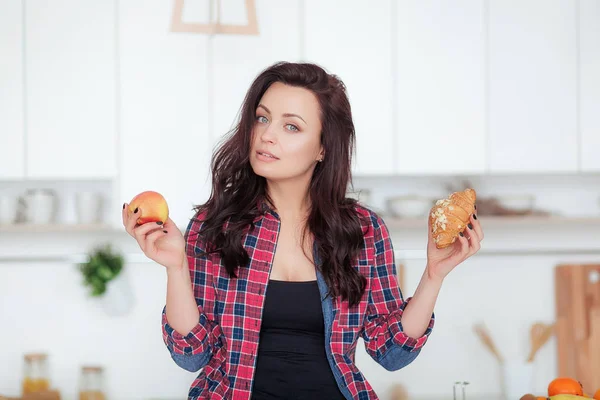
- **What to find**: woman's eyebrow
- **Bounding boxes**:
[257,104,306,124]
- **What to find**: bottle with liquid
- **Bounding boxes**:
[22,353,50,394]
[78,366,106,400]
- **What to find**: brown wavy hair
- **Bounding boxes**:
[193,61,367,307]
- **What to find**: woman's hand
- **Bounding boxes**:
[425,209,483,282]
[122,203,186,271]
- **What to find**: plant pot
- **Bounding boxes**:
[99,268,135,317]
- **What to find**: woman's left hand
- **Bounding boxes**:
[425,209,483,281]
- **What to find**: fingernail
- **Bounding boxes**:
[156,221,163,225]
[122,203,125,209]
[134,207,138,213]
[459,232,464,237]
[468,223,473,229]
[163,230,168,233]
[474,204,477,210]
[473,214,477,220]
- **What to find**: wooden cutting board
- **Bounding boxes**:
[555,263,600,393]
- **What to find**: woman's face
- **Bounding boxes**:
[249,82,324,183]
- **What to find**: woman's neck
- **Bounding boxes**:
[265,179,311,222]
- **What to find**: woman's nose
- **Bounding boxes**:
[260,125,277,143]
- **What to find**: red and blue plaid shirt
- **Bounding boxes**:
[162,203,434,399]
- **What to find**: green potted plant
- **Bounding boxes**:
[79,244,124,296]
[79,244,134,316]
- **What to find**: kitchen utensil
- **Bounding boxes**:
[555,263,600,391]
[526,322,554,362]
[473,323,504,363]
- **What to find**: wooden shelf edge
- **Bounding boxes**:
[2,216,600,233]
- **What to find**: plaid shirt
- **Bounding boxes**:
[162,203,434,399]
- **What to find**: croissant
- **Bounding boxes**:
[429,188,477,249]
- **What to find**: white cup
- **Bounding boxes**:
[75,191,104,224]
[501,361,534,399]
[22,189,57,224]
[0,194,19,224]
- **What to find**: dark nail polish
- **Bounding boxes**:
[474,204,477,210]
[134,207,138,213]
[468,223,473,229]
[122,203,125,209]
[156,221,163,225]
[459,232,464,237]
[473,214,477,220]
[163,230,168,233]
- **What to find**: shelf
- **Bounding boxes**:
[383,215,600,229]
[0,223,114,233]
[2,216,599,234]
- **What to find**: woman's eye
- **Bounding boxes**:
[256,116,268,123]
[286,124,299,132]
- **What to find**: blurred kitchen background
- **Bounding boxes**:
[1,0,600,399]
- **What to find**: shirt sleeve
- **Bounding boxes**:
[361,215,435,371]
[161,211,219,372]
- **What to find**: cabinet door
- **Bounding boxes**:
[0,0,25,179]
[118,0,212,228]
[394,0,486,175]
[25,0,117,179]
[212,0,302,146]
[304,0,395,176]
[488,0,578,173]
[580,0,600,172]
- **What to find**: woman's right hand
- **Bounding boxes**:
[122,203,187,271]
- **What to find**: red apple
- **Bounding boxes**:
[128,191,169,224]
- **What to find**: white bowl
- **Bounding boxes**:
[497,195,535,212]
[386,196,434,218]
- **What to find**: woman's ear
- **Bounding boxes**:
[317,147,325,162]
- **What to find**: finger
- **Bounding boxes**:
[124,206,141,236]
[133,221,165,250]
[456,231,470,254]
[121,202,128,226]
[144,227,169,255]
[162,217,177,230]
[463,226,481,255]
[470,213,484,241]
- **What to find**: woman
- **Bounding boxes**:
[122,62,483,400]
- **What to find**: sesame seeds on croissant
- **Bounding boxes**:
[429,188,477,249]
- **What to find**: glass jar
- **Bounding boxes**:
[78,366,106,400]
[22,353,50,394]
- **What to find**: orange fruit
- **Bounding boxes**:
[547,377,584,396]
[593,389,600,400]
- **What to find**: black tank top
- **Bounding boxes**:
[250,279,346,400]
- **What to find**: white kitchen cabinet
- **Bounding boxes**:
[488,0,578,173]
[118,0,212,228]
[580,0,600,172]
[304,0,395,176]
[24,0,117,179]
[394,0,487,175]
[212,0,302,146]
[0,0,25,179]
